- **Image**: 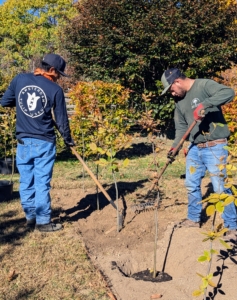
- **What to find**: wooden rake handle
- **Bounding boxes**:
[171,120,197,157]
[70,146,117,210]
[156,120,197,182]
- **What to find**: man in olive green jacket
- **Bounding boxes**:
[161,68,237,241]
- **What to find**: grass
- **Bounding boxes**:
[0,197,111,300]
[0,171,111,299]
[52,146,185,186]
[0,137,186,299]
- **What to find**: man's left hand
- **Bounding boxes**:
[64,138,75,147]
[167,147,180,163]
[167,148,175,159]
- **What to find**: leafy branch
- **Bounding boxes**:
[192,155,237,298]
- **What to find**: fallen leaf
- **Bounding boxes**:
[189,166,196,174]
[7,269,16,282]
[150,294,163,299]
[107,292,117,300]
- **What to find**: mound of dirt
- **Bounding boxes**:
[53,177,237,300]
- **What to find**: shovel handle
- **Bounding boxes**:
[70,147,117,210]
[52,118,118,210]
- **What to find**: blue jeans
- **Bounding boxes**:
[185,143,237,230]
[16,138,56,225]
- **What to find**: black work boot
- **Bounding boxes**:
[26,218,36,229]
[35,223,62,232]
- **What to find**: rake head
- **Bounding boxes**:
[130,201,157,214]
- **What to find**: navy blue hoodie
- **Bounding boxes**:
[1,73,73,144]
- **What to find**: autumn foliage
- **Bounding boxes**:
[0,0,77,94]
[217,66,237,144]
[68,81,135,157]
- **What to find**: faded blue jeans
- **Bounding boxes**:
[185,142,237,230]
[16,138,56,225]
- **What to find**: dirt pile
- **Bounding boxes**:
[54,176,237,300]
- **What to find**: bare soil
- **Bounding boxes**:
[52,173,237,300]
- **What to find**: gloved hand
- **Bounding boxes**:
[64,138,75,147]
[167,147,180,163]
[193,103,205,121]
[167,148,175,159]
[183,148,188,157]
[167,147,179,162]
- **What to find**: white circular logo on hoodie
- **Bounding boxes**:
[191,98,200,109]
[18,85,47,118]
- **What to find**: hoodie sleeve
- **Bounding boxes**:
[53,88,73,144]
[202,80,235,109]
[0,76,18,107]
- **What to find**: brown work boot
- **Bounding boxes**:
[223,230,237,242]
[179,219,200,228]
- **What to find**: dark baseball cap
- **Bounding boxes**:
[42,53,68,77]
[161,68,182,95]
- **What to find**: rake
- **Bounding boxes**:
[131,119,198,213]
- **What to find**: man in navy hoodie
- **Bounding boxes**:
[1,53,74,232]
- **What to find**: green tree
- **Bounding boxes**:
[62,0,237,122]
[0,0,77,93]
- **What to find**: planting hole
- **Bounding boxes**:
[111,260,172,283]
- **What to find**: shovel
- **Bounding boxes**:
[54,120,124,230]
[70,146,117,210]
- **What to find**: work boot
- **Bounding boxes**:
[223,230,237,242]
[26,218,36,229]
[35,223,62,232]
[179,219,200,228]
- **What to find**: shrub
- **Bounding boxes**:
[68,81,135,157]
[0,107,16,158]
[217,66,237,145]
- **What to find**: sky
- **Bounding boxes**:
[0,0,5,4]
